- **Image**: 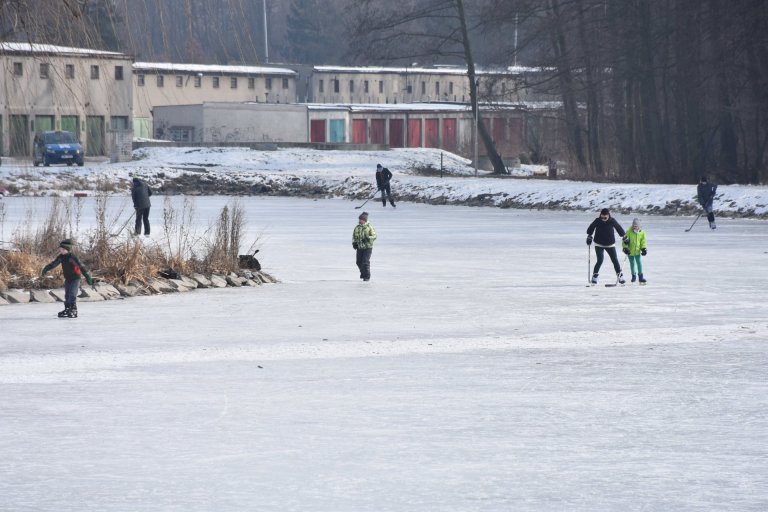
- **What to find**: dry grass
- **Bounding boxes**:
[0,197,257,290]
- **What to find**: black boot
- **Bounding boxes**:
[58,306,70,318]
[67,306,78,318]
[639,273,647,284]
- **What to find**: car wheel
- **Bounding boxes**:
[67,162,73,166]
[77,161,84,167]
[33,160,39,167]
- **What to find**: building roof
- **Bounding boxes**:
[134,62,296,76]
[313,65,548,76]
[0,42,129,58]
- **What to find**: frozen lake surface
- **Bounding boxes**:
[1,197,767,511]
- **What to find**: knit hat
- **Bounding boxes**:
[359,211,369,221]
[600,208,610,216]
[376,164,382,169]
[59,239,73,251]
[632,218,641,229]
[700,175,707,183]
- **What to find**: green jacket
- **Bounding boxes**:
[42,253,93,284]
[353,222,377,250]
[622,229,647,256]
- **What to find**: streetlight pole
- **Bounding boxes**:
[263,0,269,63]
[474,78,479,176]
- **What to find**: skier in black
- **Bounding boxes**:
[586,208,628,285]
[697,176,718,229]
[375,164,396,207]
[131,176,152,236]
[41,239,93,318]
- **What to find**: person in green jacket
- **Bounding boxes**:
[622,218,648,284]
[41,239,93,318]
[352,211,377,281]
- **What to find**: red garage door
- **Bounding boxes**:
[425,119,439,148]
[370,119,386,144]
[442,118,457,152]
[389,119,404,148]
[407,119,422,148]
[310,120,326,142]
[352,119,367,144]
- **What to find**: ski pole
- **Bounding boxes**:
[354,189,380,209]
[685,213,702,232]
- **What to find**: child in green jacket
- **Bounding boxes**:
[622,218,647,284]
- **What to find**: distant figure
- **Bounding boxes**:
[697,176,718,229]
[41,239,93,318]
[131,176,152,236]
[375,163,396,207]
[548,158,557,179]
[352,211,377,281]
[587,208,628,285]
[622,218,648,284]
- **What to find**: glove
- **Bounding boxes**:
[622,236,629,244]
[641,248,647,256]
[86,276,94,286]
[622,247,629,255]
[586,235,592,246]
[352,242,358,250]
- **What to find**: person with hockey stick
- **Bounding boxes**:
[697,176,718,229]
[131,176,152,236]
[622,218,648,284]
[375,163,396,207]
[352,211,377,281]
[586,208,628,285]
[41,239,93,318]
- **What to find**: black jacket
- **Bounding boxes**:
[43,253,92,283]
[132,179,152,209]
[587,217,626,246]
[697,182,717,208]
[375,168,392,188]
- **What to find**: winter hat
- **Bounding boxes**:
[132,177,141,184]
[358,211,369,221]
[59,239,73,251]
[700,175,708,183]
[376,164,382,169]
[600,208,610,216]
[632,218,641,229]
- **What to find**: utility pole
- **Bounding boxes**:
[474,78,479,176]
[263,0,269,63]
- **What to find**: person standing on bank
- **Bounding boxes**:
[697,175,718,229]
[375,164,396,207]
[131,176,152,236]
[587,208,628,285]
[41,239,93,318]
[352,211,377,281]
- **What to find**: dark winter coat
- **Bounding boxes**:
[42,253,92,284]
[587,217,626,246]
[375,168,392,189]
[697,182,717,208]
[131,179,152,209]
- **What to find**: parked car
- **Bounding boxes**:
[32,131,84,167]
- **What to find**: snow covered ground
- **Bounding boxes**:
[2,146,768,217]
[1,196,767,510]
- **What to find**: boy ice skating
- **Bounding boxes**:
[41,239,93,318]
[586,208,628,285]
[375,164,396,207]
[697,176,718,229]
[622,218,648,284]
[352,211,377,281]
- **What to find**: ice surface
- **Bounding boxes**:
[1,197,767,511]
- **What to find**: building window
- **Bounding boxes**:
[265,77,272,90]
[421,81,426,94]
[282,78,289,89]
[364,80,369,93]
[194,75,201,87]
[40,63,50,79]
[137,74,145,86]
[449,82,453,94]
[157,75,164,87]
[379,81,384,93]
[231,77,238,89]
[406,84,412,94]
[349,80,354,93]
[110,116,129,130]
[66,64,75,79]
[13,62,23,76]
[115,66,124,80]
[176,75,183,87]
[435,82,440,95]
[213,76,220,88]
[319,79,324,93]
[248,77,255,89]
[91,65,100,79]
[333,79,340,93]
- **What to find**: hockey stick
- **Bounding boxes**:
[685,213,702,232]
[605,251,628,287]
[110,211,135,237]
[354,189,380,209]
[586,244,592,287]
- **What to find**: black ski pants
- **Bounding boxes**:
[380,183,395,206]
[593,246,622,275]
[135,207,150,235]
[356,248,372,280]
